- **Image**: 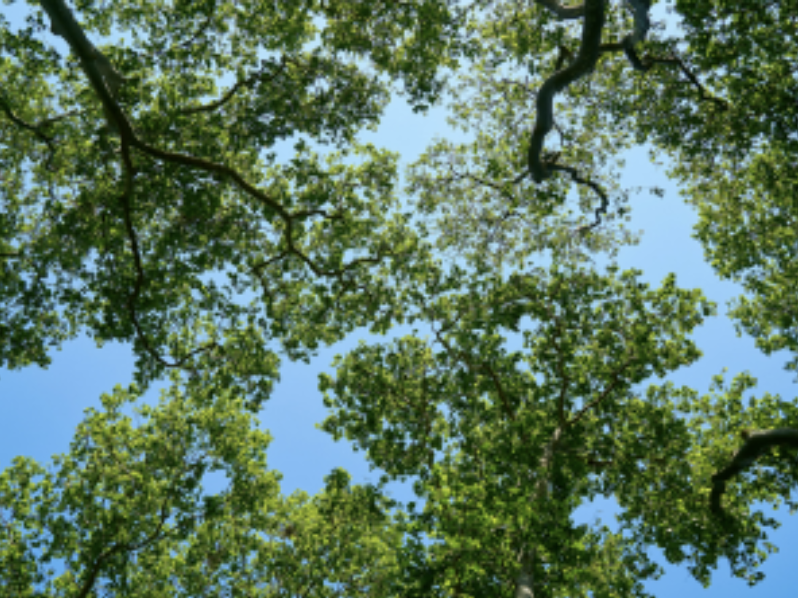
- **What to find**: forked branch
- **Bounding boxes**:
[528,0,606,183]
[528,1,653,229]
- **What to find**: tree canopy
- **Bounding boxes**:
[1,0,797,596]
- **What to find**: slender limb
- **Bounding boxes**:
[549,163,610,230]
[0,95,62,172]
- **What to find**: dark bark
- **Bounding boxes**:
[527,1,653,230]
[710,428,798,518]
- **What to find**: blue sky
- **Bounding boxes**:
[2,2,797,596]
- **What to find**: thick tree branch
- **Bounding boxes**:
[39,0,128,99]
[528,0,605,183]
[527,1,655,231]
[601,2,728,109]
[621,0,651,68]
[40,0,375,248]
[710,427,798,518]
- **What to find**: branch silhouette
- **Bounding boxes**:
[710,428,798,519]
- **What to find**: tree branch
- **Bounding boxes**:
[643,55,729,110]
[548,162,610,230]
[620,0,651,69]
[39,0,128,99]
[523,1,659,230]
[528,0,605,183]
[176,58,287,116]
[710,427,798,518]
[0,95,61,172]
[76,497,172,598]
[37,0,405,373]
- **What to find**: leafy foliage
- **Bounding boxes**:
[2,0,798,596]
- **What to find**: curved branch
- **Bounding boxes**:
[527,0,654,194]
[548,162,610,229]
[76,498,171,598]
[710,428,798,518]
[176,58,287,116]
[39,1,293,222]
[601,1,728,109]
[0,95,60,172]
[114,186,219,374]
[38,0,363,244]
[528,0,605,183]
[600,49,729,109]
[524,1,658,229]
